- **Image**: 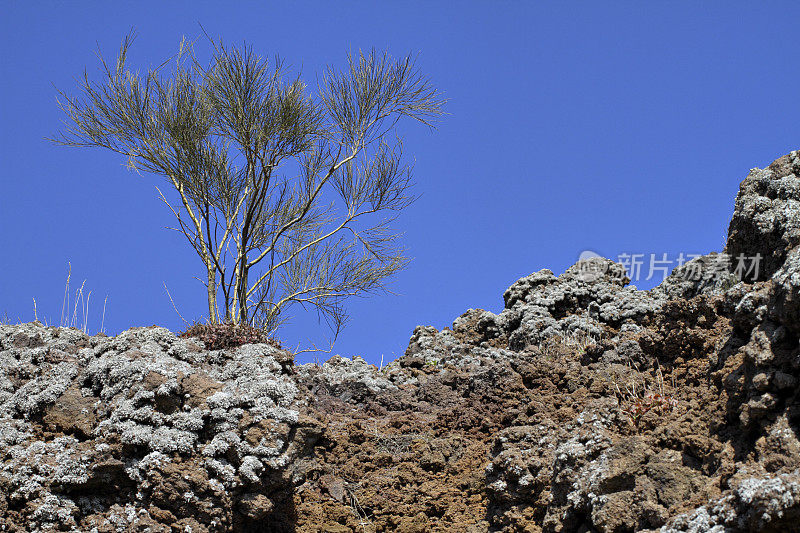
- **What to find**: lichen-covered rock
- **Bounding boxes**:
[726,150,800,280]
[772,245,800,336]
[295,354,397,404]
[499,258,663,351]
[652,252,740,301]
[0,324,308,531]
[660,471,800,533]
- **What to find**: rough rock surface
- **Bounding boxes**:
[0,326,308,531]
[726,149,800,280]
[2,151,800,532]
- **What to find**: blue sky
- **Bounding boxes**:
[2,2,799,364]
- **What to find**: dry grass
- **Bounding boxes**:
[535,330,599,359]
[54,262,107,334]
[610,360,678,427]
[345,484,374,533]
[367,420,429,457]
[2,262,108,335]
[0,311,18,326]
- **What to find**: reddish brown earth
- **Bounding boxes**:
[289,285,797,532]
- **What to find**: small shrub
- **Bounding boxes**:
[177,322,283,351]
[611,361,678,428]
[622,390,679,426]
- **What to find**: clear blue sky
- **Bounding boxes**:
[2,2,799,364]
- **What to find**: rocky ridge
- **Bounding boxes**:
[1,151,800,532]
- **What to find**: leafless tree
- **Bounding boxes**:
[53,31,444,338]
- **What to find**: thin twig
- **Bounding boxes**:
[164,283,190,326]
[72,280,87,330]
[61,262,72,327]
[100,295,108,334]
[83,291,92,334]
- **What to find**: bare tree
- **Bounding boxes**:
[53,32,444,338]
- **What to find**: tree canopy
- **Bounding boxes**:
[54,32,444,341]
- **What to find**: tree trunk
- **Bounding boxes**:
[206,258,218,324]
[236,261,249,325]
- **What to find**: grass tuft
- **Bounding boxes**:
[610,360,678,428]
[6,262,108,335]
